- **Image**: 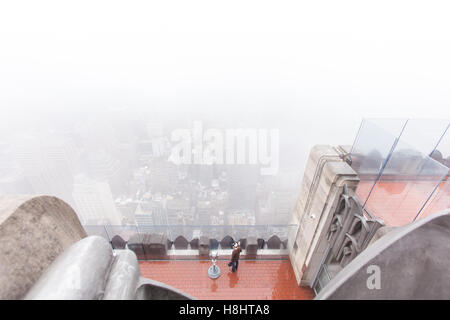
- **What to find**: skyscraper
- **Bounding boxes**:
[72,174,122,225]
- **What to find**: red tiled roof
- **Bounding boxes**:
[139,260,315,300]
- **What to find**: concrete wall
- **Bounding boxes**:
[0,195,86,299]
[289,145,359,285]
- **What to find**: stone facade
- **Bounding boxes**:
[324,186,383,268]
[315,210,450,300]
[289,145,360,285]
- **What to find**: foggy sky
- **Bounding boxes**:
[1,1,449,151]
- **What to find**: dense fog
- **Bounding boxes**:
[0,1,449,226]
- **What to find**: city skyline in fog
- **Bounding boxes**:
[0,1,449,227]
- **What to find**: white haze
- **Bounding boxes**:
[0,1,449,225]
[1,1,449,133]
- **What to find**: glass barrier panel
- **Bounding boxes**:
[398,119,449,157]
[363,137,449,227]
[137,225,170,238]
[83,225,110,242]
[363,118,408,139]
[419,178,450,219]
[431,126,450,167]
[351,119,407,205]
[104,225,140,249]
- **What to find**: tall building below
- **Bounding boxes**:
[72,174,122,225]
[134,202,154,225]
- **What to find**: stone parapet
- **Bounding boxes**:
[199,236,210,255]
[245,236,258,256]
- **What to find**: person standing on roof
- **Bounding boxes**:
[230,241,242,273]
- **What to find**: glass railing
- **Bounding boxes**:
[350,118,449,226]
[419,177,449,220]
[83,224,298,260]
[350,118,408,205]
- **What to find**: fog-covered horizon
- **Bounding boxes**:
[0,1,449,227]
[1,1,449,137]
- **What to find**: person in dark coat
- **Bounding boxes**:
[230,241,242,272]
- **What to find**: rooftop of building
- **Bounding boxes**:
[356,179,449,227]
[139,259,315,300]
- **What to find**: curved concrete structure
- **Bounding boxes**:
[24,236,113,300]
[24,236,194,300]
[103,250,141,300]
[0,194,194,300]
[0,195,86,299]
[315,209,450,300]
[136,278,195,300]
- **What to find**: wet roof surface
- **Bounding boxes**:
[139,260,315,300]
[357,180,449,226]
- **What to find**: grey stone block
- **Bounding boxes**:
[209,238,219,250]
[173,236,189,250]
[220,235,234,249]
[190,238,199,249]
[246,237,258,255]
[257,238,265,249]
[111,235,127,249]
[238,238,247,250]
[143,233,168,258]
[127,234,146,260]
[267,235,282,249]
[199,236,210,255]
